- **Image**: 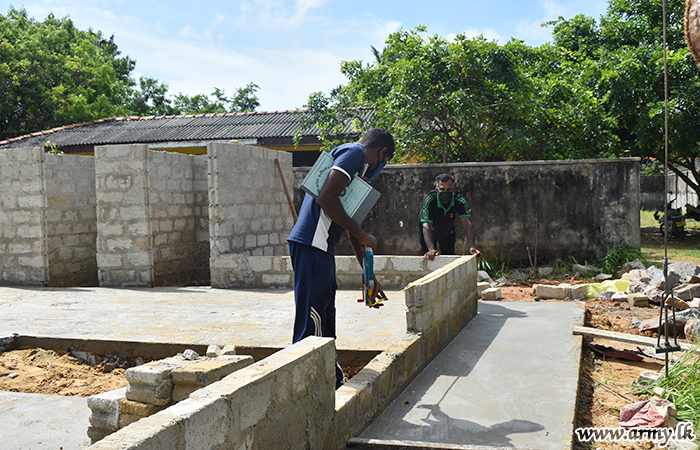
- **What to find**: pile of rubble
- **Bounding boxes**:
[480,259,700,342]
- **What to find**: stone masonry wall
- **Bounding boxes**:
[208,143,294,284]
[0,147,48,285]
[44,154,98,287]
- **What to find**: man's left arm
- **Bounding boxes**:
[459,216,482,259]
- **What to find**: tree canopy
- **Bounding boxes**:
[0,7,260,141]
[299,0,700,197]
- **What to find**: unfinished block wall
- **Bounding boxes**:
[209,254,461,289]
[208,143,294,287]
[404,255,478,359]
[44,154,98,287]
[193,156,210,284]
[95,145,208,287]
[0,148,98,286]
[0,147,49,285]
[148,150,197,286]
[89,337,336,450]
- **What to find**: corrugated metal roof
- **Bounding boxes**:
[0,109,374,149]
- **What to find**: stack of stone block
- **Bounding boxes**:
[87,349,254,443]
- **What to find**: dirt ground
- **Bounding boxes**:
[0,283,691,450]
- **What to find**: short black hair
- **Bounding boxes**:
[361,128,395,158]
[435,173,455,187]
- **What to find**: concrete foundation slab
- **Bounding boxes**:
[355,301,583,450]
[0,286,406,351]
[0,391,92,449]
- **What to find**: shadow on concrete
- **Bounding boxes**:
[359,301,551,447]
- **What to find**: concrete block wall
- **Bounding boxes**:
[95,145,205,287]
[294,158,641,264]
[147,150,198,286]
[44,154,98,287]
[404,255,479,360]
[210,254,462,289]
[0,148,98,286]
[193,156,210,284]
[89,337,336,450]
[208,143,294,285]
[0,147,49,285]
[95,144,152,286]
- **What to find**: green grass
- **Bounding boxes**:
[639,343,700,437]
[641,209,700,266]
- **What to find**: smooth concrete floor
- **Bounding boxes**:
[0,392,92,449]
[0,286,407,351]
[357,301,584,450]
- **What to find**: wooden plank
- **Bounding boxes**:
[347,437,527,450]
[572,325,697,352]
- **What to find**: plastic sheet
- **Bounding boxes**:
[586,279,631,299]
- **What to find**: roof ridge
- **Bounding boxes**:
[0,107,372,146]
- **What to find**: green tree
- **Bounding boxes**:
[297,26,617,163]
[128,76,174,116]
[0,7,135,140]
[171,83,260,115]
[549,0,700,197]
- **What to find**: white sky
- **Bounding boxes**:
[1,0,609,111]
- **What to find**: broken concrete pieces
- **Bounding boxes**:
[480,287,502,301]
[628,293,649,307]
[685,319,700,343]
[533,283,587,300]
[477,270,493,284]
[595,273,613,282]
[665,297,691,311]
[673,284,700,301]
[617,258,647,277]
[636,370,662,386]
[573,264,600,276]
[88,350,254,444]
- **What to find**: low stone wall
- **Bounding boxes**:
[89,337,336,450]
[84,256,479,450]
[210,254,462,289]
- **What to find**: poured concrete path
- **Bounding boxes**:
[354,301,584,450]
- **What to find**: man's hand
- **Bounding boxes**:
[360,232,378,252]
[424,249,440,261]
[370,279,388,308]
[470,247,482,260]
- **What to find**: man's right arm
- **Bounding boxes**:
[422,222,440,260]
